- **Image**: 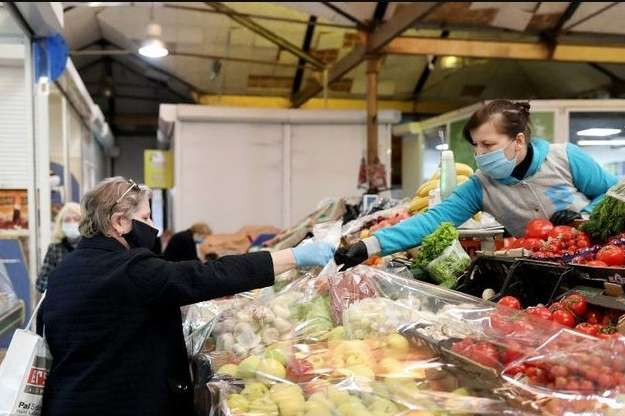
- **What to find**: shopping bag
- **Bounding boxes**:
[0,294,51,416]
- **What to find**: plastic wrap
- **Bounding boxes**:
[0,267,17,316]
[341,203,410,245]
[425,239,471,287]
[214,335,530,416]
[501,332,625,415]
[183,301,221,356]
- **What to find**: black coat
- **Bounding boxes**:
[163,229,198,262]
[39,235,274,416]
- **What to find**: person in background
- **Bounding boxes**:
[35,202,81,293]
[163,222,212,262]
[336,100,618,268]
[38,177,333,415]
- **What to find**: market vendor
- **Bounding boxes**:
[38,176,334,416]
[336,99,618,268]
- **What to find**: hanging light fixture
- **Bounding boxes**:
[139,4,168,58]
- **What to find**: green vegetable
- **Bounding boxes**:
[426,247,470,288]
[414,223,458,268]
[290,295,333,337]
[580,181,625,243]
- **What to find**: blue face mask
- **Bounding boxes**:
[474,141,518,179]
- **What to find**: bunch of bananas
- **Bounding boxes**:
[408,163,474,213]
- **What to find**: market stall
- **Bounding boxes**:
[180,170,625,416]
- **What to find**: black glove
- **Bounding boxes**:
[334,241,369,271]
[550,209,582,226]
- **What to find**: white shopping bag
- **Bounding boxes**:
[0,294,51,416]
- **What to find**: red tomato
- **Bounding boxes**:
[552,309,576,328]
[563,293,588,317]
[549,302,564,313]
[575,236,590,249]
[526,306,552,321]
[586,260,608,267]
[596,245,625,267]
[525,219,554,240]
[522,238,543,252]
[549,226,575,241]
[575,322,599,337]
[500,346,523,364]
[490,313,514,335]
[497,296,521,310]
[585,309,603,325]
[470,342,500,368]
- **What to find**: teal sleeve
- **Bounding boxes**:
[373,176,483,255]
[566,144,618,212]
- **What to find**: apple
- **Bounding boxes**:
[216,364,238,377]
[385,334,410,354]
[237,355,260,379]
[286,358,314,383]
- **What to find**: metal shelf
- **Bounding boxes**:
[0,300,25,338]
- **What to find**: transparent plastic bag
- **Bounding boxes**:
[213,333,531,416]
[0,267,17,315]
[341,202,410,242]
[183,301,221,356]
[501,332,625,415]
[425,239,471,287]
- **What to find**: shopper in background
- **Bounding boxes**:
[163,221,212,262]
[336,99,618,268]
[38,176,333,416]
[35,202,81,293]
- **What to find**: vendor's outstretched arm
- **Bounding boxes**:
[567,144,618,213]
[372,176,483,256]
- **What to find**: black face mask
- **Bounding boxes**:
[122,219,158,251]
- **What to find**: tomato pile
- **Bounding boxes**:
[495,294,623,339]
[503,219,625,267]
[504,339,625,395]
[451,337,524,369]
[573,244,625,267]
[504,219,592,258]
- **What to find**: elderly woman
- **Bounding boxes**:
[35,202,81,293]
[39,177,333,416]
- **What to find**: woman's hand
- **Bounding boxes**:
[271,242,335,275]
[292,242,335,268]
[334,241,369,271]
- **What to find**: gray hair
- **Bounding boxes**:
[79,177,151,238]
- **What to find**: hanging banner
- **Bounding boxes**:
[144,150,173,189]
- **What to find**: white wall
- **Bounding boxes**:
[167,106,400,233]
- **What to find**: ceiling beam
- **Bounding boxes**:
[291,2,441,108]
[383,36,625,64]
[291,16,317,98]
[163,4,354,30]
[205,2,325,69]
[72,49,312,68]
[540,1,581,55]
[371,1,388,27]
[321,2,367,30]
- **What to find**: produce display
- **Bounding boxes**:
[189,183,625,416]
[207,266,531,416]
[342,205,412,246]
[408,163,474,214]
[580,180,625,243]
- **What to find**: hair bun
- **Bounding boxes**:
[516,101,531,115]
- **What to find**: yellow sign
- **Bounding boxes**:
[144,150,173,189]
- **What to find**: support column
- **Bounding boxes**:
[366,55,380,182]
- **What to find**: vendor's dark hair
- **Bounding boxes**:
[463,100,531,145]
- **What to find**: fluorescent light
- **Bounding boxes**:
[576,128,621,137]
[139,39,168,58]
[139,22,168,58]
[578,139,625,146]
[435,144,449,151]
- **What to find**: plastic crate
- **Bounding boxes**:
[455,256,608,308]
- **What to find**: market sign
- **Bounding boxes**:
[144,150,173,189]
